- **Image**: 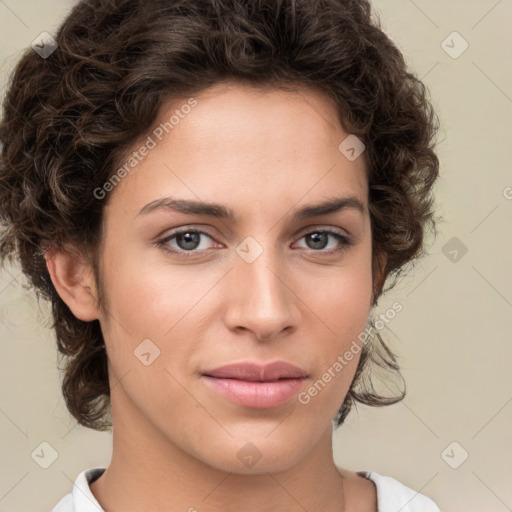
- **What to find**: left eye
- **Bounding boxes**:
[294,230,351,252]
[157,229,352,255]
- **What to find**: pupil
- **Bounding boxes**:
[179,232,200,250]
[308,232,327,249]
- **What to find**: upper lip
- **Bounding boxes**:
[202,361,309,381]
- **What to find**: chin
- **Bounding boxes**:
[197,433,310,475]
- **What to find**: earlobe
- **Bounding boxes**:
[44,246,100,322]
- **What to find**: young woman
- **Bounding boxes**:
[0,0,441,510]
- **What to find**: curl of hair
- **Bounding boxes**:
[0,0,440,431]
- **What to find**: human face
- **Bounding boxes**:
[94,81,374,474]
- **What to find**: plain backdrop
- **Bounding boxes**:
[1,1,511,511]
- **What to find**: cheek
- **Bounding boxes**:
[307,249,373,344]
[102,254,209,336]
[98,254,220,385]
[297,252,373,406]
[97,261,200,414]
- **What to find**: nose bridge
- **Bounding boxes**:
[228,234,297,338]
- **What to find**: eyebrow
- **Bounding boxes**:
[136,195,365,221]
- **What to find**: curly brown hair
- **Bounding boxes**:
[0,0,440,431]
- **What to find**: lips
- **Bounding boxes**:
[201,361,310,408]
[201,361,309,381]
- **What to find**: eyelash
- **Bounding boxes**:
[155,227,354,258]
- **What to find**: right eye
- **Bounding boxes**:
[156,228,220,257]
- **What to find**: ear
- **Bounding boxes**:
[44,245,100,322]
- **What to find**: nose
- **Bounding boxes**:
[223,244,300,341]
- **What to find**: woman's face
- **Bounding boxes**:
[92,81,374,473]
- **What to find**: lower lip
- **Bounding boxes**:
[201,375,307,408]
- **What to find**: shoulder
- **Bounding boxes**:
[50,493,73,512]
[50,467,106,512]
[359,470,441,512]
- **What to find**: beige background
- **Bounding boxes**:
[1,1,511,511]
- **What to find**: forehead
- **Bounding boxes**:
[105,81,368,220]
[161,81,363,166]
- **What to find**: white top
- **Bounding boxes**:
[51,467,441,512]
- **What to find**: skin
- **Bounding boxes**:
[45,81,381,511]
